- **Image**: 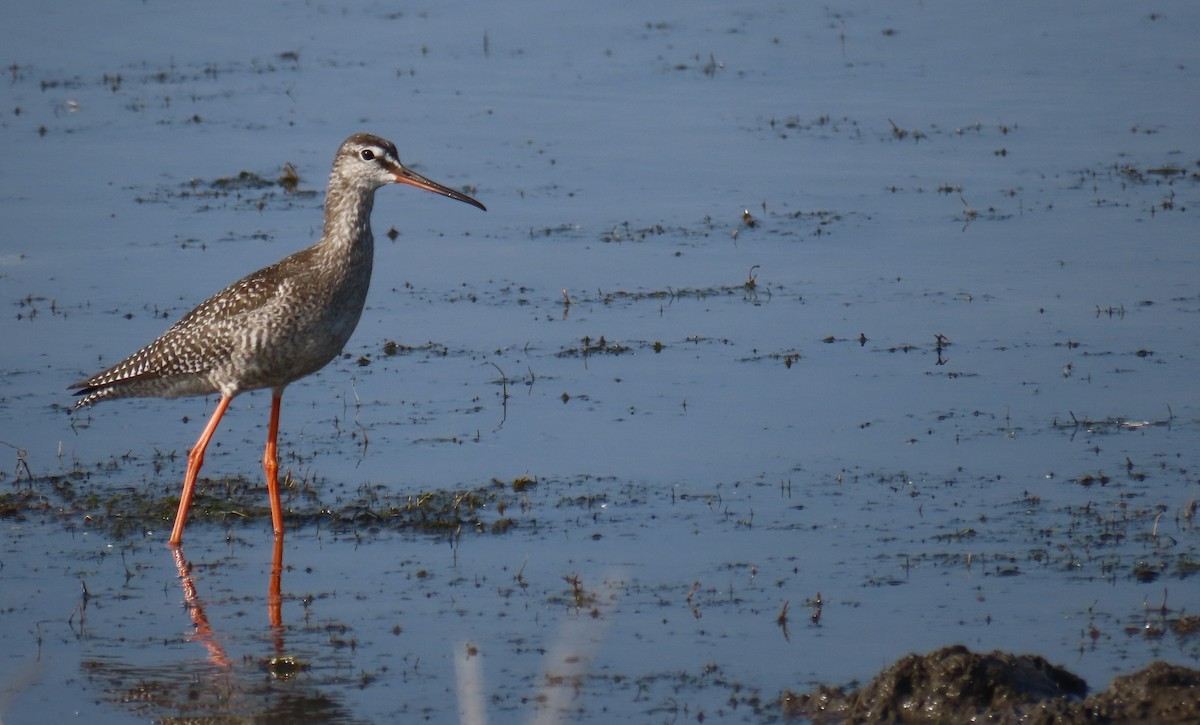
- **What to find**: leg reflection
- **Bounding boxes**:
[172,540,302,679]
[269,535,284,641]
[266,535,304,678]
[171,546,231,669]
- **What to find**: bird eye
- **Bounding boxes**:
[360,149,375,161]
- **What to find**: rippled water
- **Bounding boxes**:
[2,1,1199,722]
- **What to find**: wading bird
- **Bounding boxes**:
[70,133,486,545]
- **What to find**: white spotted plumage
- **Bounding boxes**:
[70,132,484,407]
[68,132,485,546]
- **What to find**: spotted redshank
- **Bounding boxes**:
[70,132,486,545]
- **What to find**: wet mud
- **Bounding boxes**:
[786,645,1200,724]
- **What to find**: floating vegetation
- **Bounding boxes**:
[1052,409,1175,433]
[561,273,769,309]
[1071,159,1198,215]
[131,165,320,210]
[555,334,634,358]
[0,471,533,541]
[209,170,278,191]
[381,340,451,357]
[738,349,802,368]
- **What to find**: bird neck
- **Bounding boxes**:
[321,181,376,256]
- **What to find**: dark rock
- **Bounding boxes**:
[1084,661,1200,723]
[783,645,1200,724]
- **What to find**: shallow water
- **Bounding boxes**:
[2,1,1199,722]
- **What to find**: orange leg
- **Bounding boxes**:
[263,391,285,539]
[170,395,232,546]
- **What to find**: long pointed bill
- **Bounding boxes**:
[394,165,487,211]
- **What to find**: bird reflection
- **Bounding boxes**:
[171,545,232,669]
[172,538,295,675]
[268,535,284,631]
[83,538,350,721]
[266,536,304,677]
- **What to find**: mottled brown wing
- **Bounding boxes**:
[69,257,294,406]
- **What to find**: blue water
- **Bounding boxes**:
[2,1,1199,722]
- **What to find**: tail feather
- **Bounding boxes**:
[68,370,218,408]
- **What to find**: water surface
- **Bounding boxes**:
[1,1,1198,722]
